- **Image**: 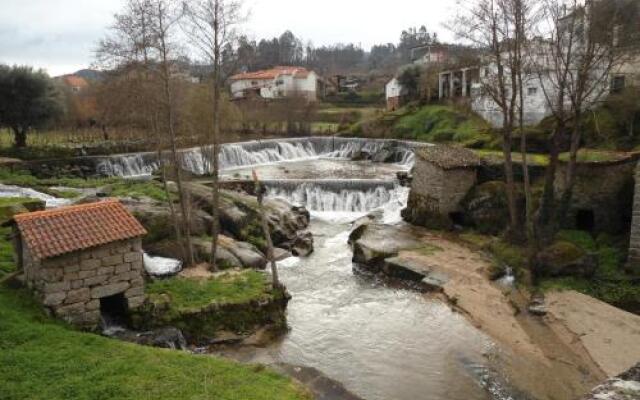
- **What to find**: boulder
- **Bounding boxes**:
[183,183,311,252]
[350,224,422,271]
[581,363,640,400]
[461,181,519,235]
[535,241,598,278]
[192,236,266,270]
[283,231,314,257]
[120,197,212,244]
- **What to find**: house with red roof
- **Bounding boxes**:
[229,66,320,101]
[9,200,147,329]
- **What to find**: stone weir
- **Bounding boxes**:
[263,179,403,213]
[91,137,427,178]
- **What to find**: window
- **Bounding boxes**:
[276,79,284,86]
[528,87,538,96]
[611,76,626,94]
[251,81,258,86]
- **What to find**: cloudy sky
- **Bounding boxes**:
[0,0,456,77]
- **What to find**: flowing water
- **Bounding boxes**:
[215,182,513,400]
[95,137,423,178]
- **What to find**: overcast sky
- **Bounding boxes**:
[0,0,456,77]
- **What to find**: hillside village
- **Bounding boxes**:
[1,1,640,400]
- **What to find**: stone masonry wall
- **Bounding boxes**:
[628,162,640,266]
[411,158,444,203]
[23,238,145,329]
[403,158,476,229]
[556,160,635,234]
[440,168,477,214]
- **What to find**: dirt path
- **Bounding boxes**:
[396,231,623,400]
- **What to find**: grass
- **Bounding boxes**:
[540,230,640,309]
[0,283,310,400]
[558,149,632,163]
[0,168,120,190]
[475,149,550,166]
[110,180,170,203]
[391,105,493,145]
[0,227,15,279]
[0,168,169,202]
[145,271,272,311]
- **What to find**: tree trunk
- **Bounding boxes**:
[252,170,280,289]
[158,8,195,267]
[13,127,27,148]
[536,123,563,244]
[210,0,222,270]
[502,123,519,234]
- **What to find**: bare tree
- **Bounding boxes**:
[454,0,535,237]
[534,0,632,240]
[97,0,196,265]
[182,0,245,270]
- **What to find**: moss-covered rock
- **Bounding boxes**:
[401,192,453,230]
[536,241,597,278]
[131,272,289,344]
[0,198,45,223]
[461,181,524,235]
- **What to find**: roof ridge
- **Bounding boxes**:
[13,199,120,221]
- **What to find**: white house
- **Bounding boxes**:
[385,77,408,111]
[229,66,319,101]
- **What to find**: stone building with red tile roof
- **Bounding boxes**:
[229,66,320,101]
[9,199,147,329]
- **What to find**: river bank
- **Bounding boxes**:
[350,221,640,400]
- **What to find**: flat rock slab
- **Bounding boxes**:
[383,256,450,291]
[351,224,424,268]
[275,364,365,400]
[546,291,640,377]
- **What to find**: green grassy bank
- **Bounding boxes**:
[0,284,309,400]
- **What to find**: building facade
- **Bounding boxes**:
[385,77,408,111]
[402,146,481,229]
[230,66,319,101]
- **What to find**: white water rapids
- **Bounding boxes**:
[95,137,421,178]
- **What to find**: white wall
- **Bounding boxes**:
[386,78,405,99]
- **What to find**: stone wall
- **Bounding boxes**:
[555,160,635,234]
[21,238,145,328]
[628,162,640,267]
[411,158,444,203]
[440,168,477,214]
[402,157,477,228]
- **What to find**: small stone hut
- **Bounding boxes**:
[10,199,147,329]
[402,145,482,229]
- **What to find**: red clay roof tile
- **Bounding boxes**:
[13,199,147,260]
[230,66,312,81]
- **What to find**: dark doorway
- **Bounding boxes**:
[575,209,595,232]
[449,212,465,227]
[100,292,129,326]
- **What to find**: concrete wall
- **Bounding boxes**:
[21,238,145,329]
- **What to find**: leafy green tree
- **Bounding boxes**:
[397,65,422,99]
[0,65,63,147]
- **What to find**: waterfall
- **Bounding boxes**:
[265,180,405,213]
[0,184,72,208]
[95,137,428,178]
